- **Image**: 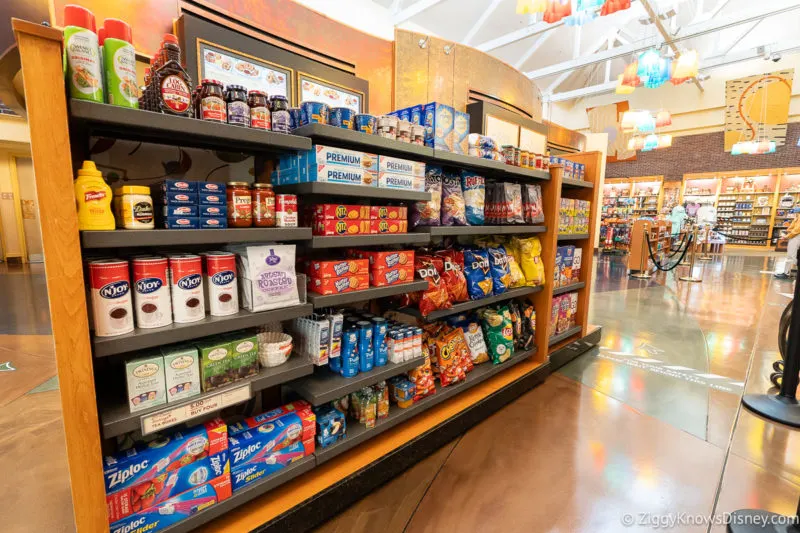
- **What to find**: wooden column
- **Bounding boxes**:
[12,19,108,532]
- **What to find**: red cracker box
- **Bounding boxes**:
[369,219,407,234]
[314,204,370,221]
[308,259,369,279]
[309,274,369,295]
[352,250,414,270]
[369,205,407,221]
[370,264,415,286]
[314,218,370,236]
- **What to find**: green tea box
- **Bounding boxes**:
[195,337,232,392]
[126,351,167,413]
[161,344,201,402]
[228,331,260,381]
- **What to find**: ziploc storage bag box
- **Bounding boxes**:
[109,473,231,533]
[378,155,425,177]
[103,418,228,496]
[230,441,307,492]
[106,451,228,523]
[228,400,314,436]
[423,102,454,151]
[452,110,470,154]
[228,412,312,468]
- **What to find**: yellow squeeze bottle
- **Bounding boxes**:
[75,160,114,230]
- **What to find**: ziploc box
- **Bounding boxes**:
[195,337,232,393]
[378,155,425,177]
[231,441,307,493]
[228,410,313,468]
[228,400,315,436]
[572,248,582,283]
[423,102,455,151]
[161,345,201,404]
[126,351,167,414]
[109,473,231,533]
[452,110,470,154]
[379,173,424,192]
[103,418,228,497]
[560,246,574,286]
[227,331,259,381]
[106,451,228,523]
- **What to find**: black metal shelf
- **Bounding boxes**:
[561,178,594,189]
[401,286,542,322]
[70,100,311,153]
[307,281,428,308]
[552,282,586,296]
[100,356,313,438]
[557,233,590,241]
[159,455,316,533]
[92,304,313,357]
[314,348,535,464]
[548,325,583,346]
[273,182,431,202]
[306,233,430,249]
[292,123,434,159]
[81,227,313,249]
[288,357,425,406]
[413,225,546,236]
[431,150,550,180]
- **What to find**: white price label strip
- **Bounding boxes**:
[141,383,252,435]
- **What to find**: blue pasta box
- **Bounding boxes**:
[160,191,197,205]
[201,217,227,229]
[158,179,197,193]
[397,107,411,122]
[109,473,231,533]
[198,182,226,195]
[423,102,454,151]
[452,110,470,154]
[198,204,226,218]
[228,412,308,468]
[162,205,198,217]
[554,247,564,287]
[199,192,225,206]
[409,104,423,125]
[230,441,308,493]
[163,216,199,229]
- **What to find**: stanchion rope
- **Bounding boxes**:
[645,233,693,272]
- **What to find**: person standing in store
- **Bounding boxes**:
[777,214,800,279]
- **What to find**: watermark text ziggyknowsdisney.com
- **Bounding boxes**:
[620,512,800,528]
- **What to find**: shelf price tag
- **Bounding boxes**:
[141,382,252,435]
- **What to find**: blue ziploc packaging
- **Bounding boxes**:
[228,413,306,468]
[230,441,306,492]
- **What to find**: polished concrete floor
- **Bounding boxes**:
[2,254,799,532]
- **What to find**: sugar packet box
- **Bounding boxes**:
[452,110,470,154]
[161,345,201,403]
[106,451,228,523]
[423,102,455,151]
[103,418,228,496]
[228,400,315,436]
[378,155,426,177]
[126,351,167,413]
[228,412,314,468]
[230,441,308,492]
[572,248,582,283]
[109,472,231,533]
[560,246,574,286]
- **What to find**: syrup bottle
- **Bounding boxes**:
[154,34,193,117]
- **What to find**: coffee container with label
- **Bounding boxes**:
[132,256,172,328]
[168,254,205,323]
[89,259,134,337]
[202,252,239,317]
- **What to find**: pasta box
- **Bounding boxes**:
[369,265,414,286]
[314,204,370,220]
[157,179,197,193]
[423,102,454,151]
[228,400,314,437]
[198,192,225,206]
[109,472,231,533]
[198,204,227,218]
[160,192,197,205]
[313,218,370,236]
[378,155,426,177]
[452,110,470,155]
[200,217,228,229]
[369,219,407,234]
[369,205,407,220]
[198,182,226,194]
[309,274,369,295]
[162,205,198,217]
[308,259,369,279]
[230,441,310,493]
[162,216,199,230]
[378,172,424,192]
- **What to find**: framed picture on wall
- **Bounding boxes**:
[297,72,364,112]
[198,39,293,100]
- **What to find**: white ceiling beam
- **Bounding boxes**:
[476,20,563,52]
[605,36,614,82]
[525,2,800,79]
[390,0,402,15]
[717,20,762,57]
[546,71,575,95]
[393,0,446,25]
[461,0,504,45]
[573,26,583,59]
[545,30,618,95]
[548,81,618,102]
[514,31,554,69]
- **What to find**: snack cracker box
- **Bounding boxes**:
[560,246,574,286]
[308,259,369,279]
[378,155,426,177]
[378,172,425,192]
[354,249,414,270]
[313,218,370,236]
[103,418,228,496]
[126,351,167,413]
[227,332,259,381]
[370,264,414,286]
[230,441,309,493]
[228,413,313,468]
[369,205,407,220]
[310,165,378,186]
[309,274,369,295]
[369,218,407,234]
[423,101,454,151]
[109,472,231,533]
[228,400,314,436]
[194,338,232,393]
[572,248,582,283]
[553,247,564,287]
[306,145,378,173]
[452,110,470,155]
[161,345,201,404]
[314,204,370,221]
[106,451,228,523]
[409,104,423,125]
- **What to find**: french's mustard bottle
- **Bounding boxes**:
[75,160,114,230]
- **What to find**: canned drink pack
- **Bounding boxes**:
[89,259,134,337]
[132,256,172,329]
[202,252,239,317]
[168,254,205,323]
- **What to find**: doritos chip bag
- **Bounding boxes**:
[487,246,511,296]
[463,248,493,300]
[415,255,452,316]
[480,307,514,364]
[435,249,469,303]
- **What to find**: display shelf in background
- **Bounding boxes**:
[431,150,550,181]
[100,356,314,438]
[70,100,312,153]
[289,357,426,406]
[292,123,434,159]
[81,227,313,249]
[557,233,590,241]
[314,348,535,464]
[273,182,431,202]
[92,303,314,357]
[562,178,594,189]
[548,325,583,346]
[306,233,430,249]
[413,225,546,236]
[401,286,543,322]
[307,280,428,308]
[552,282,586,296]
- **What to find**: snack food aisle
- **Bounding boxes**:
[14,13,601,533]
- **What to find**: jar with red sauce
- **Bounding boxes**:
[227,181,252,227]
[248,90,271,130]
[252,183,276,227]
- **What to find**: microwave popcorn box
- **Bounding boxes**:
[199,192,225,206]
[163,216,199,229]
[409,104,423,126]
[313,218,370,236]
[370,264,414,286]
[309,273,369,295]
[195,338,233,393]
[423,102,455,151]
[369,219,407,234]
[157,179,198,193]
[227,332,259,381]
[353,249,414,270]
[314,204,370,221]
[201,217,227,229]
[572,248,582,283]
[163,205,198,217]
[228,411,315,469]
[109,472,232,533]
[106,451,228,523]
[308,259,369,279]
[378,155,426,177]
[161,345,201,404]
[559,246,574,286]
[378,172,425,192]
[228,400,314,436]
[103,418,228,496]
[452,110,470,155]
[126,352,167,414]
[230,441,309,493]
[369,205,407,220]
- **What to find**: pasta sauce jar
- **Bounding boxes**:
[252,183,276,227]
[227,181,252,227]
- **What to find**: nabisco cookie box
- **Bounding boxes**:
[378,155,425,177]
[352,250,414,271]
[309,274,368,295]
[308,259,369,279]
[369,219,408,234]
[370,265,414,286]
[314,204,370,220]
[125,351,167,413]
[313,218,370,236]
[378,172,424,192]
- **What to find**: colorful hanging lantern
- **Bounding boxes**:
[616,74,635,94]
[627,136,645,151]
[637,114,656,132]
[644,57,670,88]
[657,134,673,149]
[655,110,672,127]
[621,62,641,87]
[620,110,639,132]
[672,50,699,79]
[516,0,547,14]
[543,0,572,23]
[601,0,631,16]
[637,49,661,80]
[669,61,690,86]
[643,134,659,151]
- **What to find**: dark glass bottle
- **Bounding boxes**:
[155,38,193,117]
[226,85,250,127]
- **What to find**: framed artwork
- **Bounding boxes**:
[297,72,363,112]
[198,39,292,100]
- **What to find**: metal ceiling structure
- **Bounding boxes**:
[372,0,800,104]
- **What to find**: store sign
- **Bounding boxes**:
[199,40,291,100]
[140,382,251,435]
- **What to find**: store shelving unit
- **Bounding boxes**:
[413,225,546,236]
[81,227,313,248]
[599,176,663,255]
[629,219,672,274]
[306,233,431,248]
[306,281,428,308]
[401,286,544,322]
[273,182,431,202]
